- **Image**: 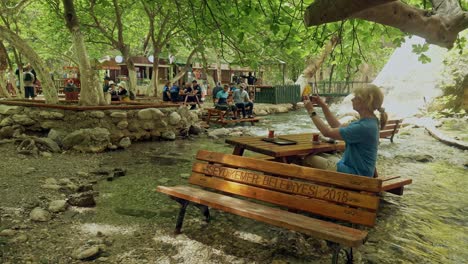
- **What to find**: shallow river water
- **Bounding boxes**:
[94,110,467,264]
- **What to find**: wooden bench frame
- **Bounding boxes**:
[157,150,384,263]
[380,119,403,143]
[206,108,259,126]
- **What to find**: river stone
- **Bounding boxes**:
[30,207,51,222]
[188,112,199,122]
[0,126,14,138]
[0,229,16,237]
[276,106,289,113]
[168,112,181,125]
[0,105,20,115]
[116,120,128,129]
[35,137,61,153]
[208,128,230,137]
[62,128,110,153]
[161,131,176,140]
[189,124,203,135]
[68,191,96,207]
[38,110,64,120]
[72,245,101,260]
[127,121,140,132]
[48,200,68,213]
[48,129,67,146]
[255,109,268,116]
[110,111,127,118]
[12,114,35,126]
[137,108,164,120]
[118,137,131,148]
[141,121,155,130]
[88,111,105,118]
[0,117,13,127]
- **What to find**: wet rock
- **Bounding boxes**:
[162,131,176,140]
[68,191,96,207]
[0,117,13,127]
[62,128,111,153]
[40,152,52,158]
[118,137,131,148]
[48,200,68,213]
[88,111,105,118]
[38,111,64,120]
[77,184,94,192]
[169,112,181,125]
[110,111,127,118]
[12,114,35,126]
[72,245,101,260]
[189,124,203,135]
[208,128,230,137]
[30,207,51,222]
[116,120,128,129]
[0,105,20,115]
[76,171,89,177]
[0,229,16,237]
[35,137,61,153]
[11,234,28,243]
[0,126,15,138]
[47,129,67,146]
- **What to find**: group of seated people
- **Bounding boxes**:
[163,80,202,110]
[103,77,130,102]
[213,82,254,119]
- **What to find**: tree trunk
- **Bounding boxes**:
[0,26,58,103]
[200,51,215,88]
[216,51,222,84]
[0,71,10,98]
[304,0,468,49]
[63,0,105,106]
[125,57,137,94]
[169,48,198,84]
[151,59,160,97]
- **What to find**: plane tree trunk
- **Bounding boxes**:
[304,0,468,49]
[63,0,105,106]
[0,25,58,103]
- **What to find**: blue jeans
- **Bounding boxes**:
[25,86,35,98]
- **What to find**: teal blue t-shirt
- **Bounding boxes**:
[338,118,379,177]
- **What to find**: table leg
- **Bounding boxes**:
[232,146,245,156]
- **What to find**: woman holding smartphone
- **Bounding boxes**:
[303,84,388,177]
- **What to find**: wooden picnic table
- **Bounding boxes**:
[225,133,345,163]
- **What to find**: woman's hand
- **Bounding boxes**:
[310,95,326,107]
[302,96,315,114]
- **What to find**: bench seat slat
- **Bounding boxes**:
[157,185,368,247]
[192,162,380,210]
[380,130,398,138]
[381,178,412,191]
[196,150,382,192]
[189,173,377,226]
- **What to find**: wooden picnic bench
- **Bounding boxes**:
[380,119,403,143]
[157,150,383,263]
[205,108,260,126]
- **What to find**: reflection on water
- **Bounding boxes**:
[101,110,467,263]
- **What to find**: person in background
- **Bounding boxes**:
[229,82,237,92]
[64,79,78,92]
[23,65,36,99]
[170,82,180,102]
[162,81,171,102]
[184,81,198,110]
[117,81,130,102]
[303,84,388,177]
[103,76,111,92]
[215,84,238,120]
[232,83,254,118]
[212,82,223,103]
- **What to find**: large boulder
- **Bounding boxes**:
[137,108,164,120]
[12,114,35,126]
[168,112,181,125]
[0,105,21,115]
[62,128,111,153]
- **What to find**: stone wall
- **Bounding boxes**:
[0,104,199,152]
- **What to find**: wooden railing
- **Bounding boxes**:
[311,81,370,97]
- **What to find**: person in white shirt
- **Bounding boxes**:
[232,83,254,118]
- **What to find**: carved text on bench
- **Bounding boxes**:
[204,164,355,203]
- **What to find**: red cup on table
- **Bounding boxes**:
[268,129,275,138]
[312,133,320,144]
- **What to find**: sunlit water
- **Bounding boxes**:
[97,110,467,264]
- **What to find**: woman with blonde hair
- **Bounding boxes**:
[303,84,388,177]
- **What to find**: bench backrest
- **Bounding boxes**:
[380,119,402,139]
[190,150,382,227]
